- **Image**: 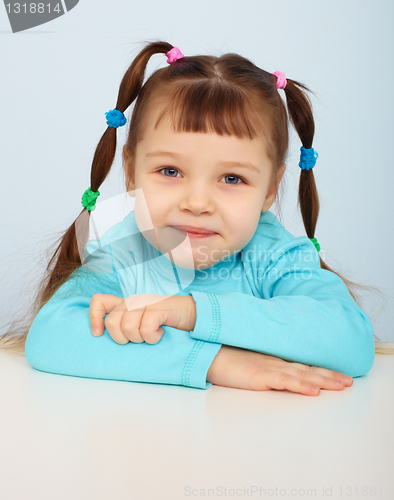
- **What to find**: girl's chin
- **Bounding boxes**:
[159,251,216,271]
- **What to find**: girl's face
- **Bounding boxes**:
[124,108,285,270]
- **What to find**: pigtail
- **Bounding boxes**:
[0,41,175,355]
[281,81,392,355]
[282,80,319,241]
[282,80,365,297]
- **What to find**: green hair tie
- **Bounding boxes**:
[309,237,321,252]
[81,187,100,212]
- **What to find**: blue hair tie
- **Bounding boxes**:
[105,108,127,129]
[299,146,318,170]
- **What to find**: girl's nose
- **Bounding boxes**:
[179,186,215,215]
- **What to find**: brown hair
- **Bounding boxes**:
[1,40,393,356]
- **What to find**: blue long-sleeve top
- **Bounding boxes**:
[25,208,375,389]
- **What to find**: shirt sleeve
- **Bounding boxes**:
[188,238,375,378]
[25,259,222,391]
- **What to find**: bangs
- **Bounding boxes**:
[152,81,272,144]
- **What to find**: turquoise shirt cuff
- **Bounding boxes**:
[182,339,222,389]
[189,291,219,343]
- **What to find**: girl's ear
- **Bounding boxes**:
[123,145,135,192]
[278,162,286,184]
[261,163,286,213]
[123,144,132,164]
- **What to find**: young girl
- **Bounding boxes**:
[2,41,392,395]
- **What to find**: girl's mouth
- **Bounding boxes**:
[170,226,217,238]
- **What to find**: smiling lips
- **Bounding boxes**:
[170,225,217,237]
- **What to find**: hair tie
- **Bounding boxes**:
[105,108,127,129]
[166,46,184,64]
[309,237,321,253]
[81,187,100,212]
[272,71,287,89]
[299,146,318,170]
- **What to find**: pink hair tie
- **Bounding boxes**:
[166,47,184,64]
[272,70,287,89]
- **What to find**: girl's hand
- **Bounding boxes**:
[89,293,197,345]
[207,345,354,396]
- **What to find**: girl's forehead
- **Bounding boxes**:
[139,108,270,160]
[140,133,270,169]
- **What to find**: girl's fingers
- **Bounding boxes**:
[272,359,353,387]
[263,371,321,396]
[89,294,124,337]
[290,368,347,391]
[139,306,166,344]
[104,305,132,345]
[90,294,166,345]
[307,365,353,386]
[121,307,145,344]
[122,307,164,344]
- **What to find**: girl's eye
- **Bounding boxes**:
[159,167,180,178]
[157,168,245,185]
[222,174,245,185]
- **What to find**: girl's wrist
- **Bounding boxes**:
[178,294,196,332]
[162,294,197,332]
[186,294,197,331]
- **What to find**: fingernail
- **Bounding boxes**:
[92,328,99,335]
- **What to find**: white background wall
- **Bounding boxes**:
[1,0,393,342]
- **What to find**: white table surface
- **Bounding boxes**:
[0,350,393,500]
